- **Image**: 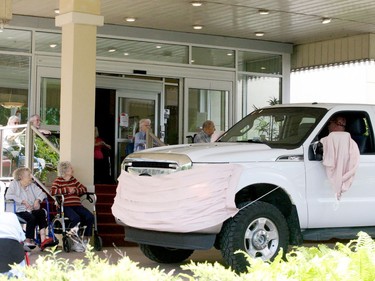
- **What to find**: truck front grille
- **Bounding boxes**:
[121,152,192,176]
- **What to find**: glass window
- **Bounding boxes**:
[97,37,189,64]
[238,74,281,116]
[238,51,282,74]
[0,29,31,53]
[188,88,229,133]
[219,107,326,149]
[192,46,235,68]
[35,32,62,53]
[0,54,30,125]
[40,77,60,126]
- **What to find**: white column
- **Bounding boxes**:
[56,0,103,189]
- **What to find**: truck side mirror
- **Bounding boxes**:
[309,140,323,161]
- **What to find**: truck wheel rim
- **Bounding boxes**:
[244,217,279,260]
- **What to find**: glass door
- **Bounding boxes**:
[115,91,159,176]
[184,78,232,143]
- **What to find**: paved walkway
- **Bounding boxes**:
[27,240,339,276]
[28,245,225,276]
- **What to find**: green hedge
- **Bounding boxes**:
[3,232,375,281]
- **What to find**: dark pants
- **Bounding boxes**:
[0,239,24,273]
[64,206,94,237]
[17,209,47,240]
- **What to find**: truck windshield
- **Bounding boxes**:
[218,107,327,149]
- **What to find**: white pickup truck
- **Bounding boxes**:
[112,103,375,272]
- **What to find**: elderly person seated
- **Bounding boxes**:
[194,120,216,143]
[51,161,94,252]
[3,115,25,153]
[29,114,51,135]
[5,167,53,250]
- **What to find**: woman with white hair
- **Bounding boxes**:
[51,161,94,252]
[134,118,151,151]
[5,167,53,250]
[3,115,25,151]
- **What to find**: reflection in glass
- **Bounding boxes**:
[0,54,30,125]
[0,29,31,53]
[238,51,282,74]
[219,107,326,148]
[97,37,189,64]
[192,46,235,68]
[35,32,62,53]
[188,88,228,133]
[40,77,60,126]
[238,74,281,116]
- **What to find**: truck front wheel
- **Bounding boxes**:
[139,244,194,263]
[219,201,289,272]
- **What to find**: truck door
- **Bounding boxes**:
[305,111,375,228]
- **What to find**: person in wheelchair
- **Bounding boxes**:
[51,161,94,251]
[5,167,54,250]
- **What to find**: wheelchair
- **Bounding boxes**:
[52,192,102,252]
[3,193,59,251]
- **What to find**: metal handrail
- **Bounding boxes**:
[0,122,60,198]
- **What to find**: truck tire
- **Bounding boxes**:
[219,201,289,272]
[139,244,194,263]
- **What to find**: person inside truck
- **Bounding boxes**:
[320,115,360,199]
[327,115,346,133]
[194,120,216,143]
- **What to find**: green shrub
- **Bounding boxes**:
[3,232,375,281]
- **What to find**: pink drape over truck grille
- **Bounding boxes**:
[112,164,242,232]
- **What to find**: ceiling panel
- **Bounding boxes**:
[8,0,375,44]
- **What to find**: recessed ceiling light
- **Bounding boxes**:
[321,17,331,24]
[258,9,269,15]
[261,66,266,70]
[156,45,162,49]
[255,32,265,37]
[124,52,129,56]
[193,25,203,30]
[108,48,116,53]
[49,43,57,48]
[191,1,203,7]
[125,17,136,22]
[227,53,233,56]
[54,9,60,15]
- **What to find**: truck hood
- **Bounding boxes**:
[131,142,302,163]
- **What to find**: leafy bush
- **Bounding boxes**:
[3,232,375,281]
[183,231,375,280]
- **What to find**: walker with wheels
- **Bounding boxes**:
[52,192,102,252]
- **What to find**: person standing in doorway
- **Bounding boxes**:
[94,127,111,183]
[134,119,151,151]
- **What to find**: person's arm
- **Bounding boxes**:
[4,181,22,204]
[74,178,88,195]
[31,184,47,209]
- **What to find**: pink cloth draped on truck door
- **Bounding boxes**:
[112,164,242,233]
[321,131,360,200]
